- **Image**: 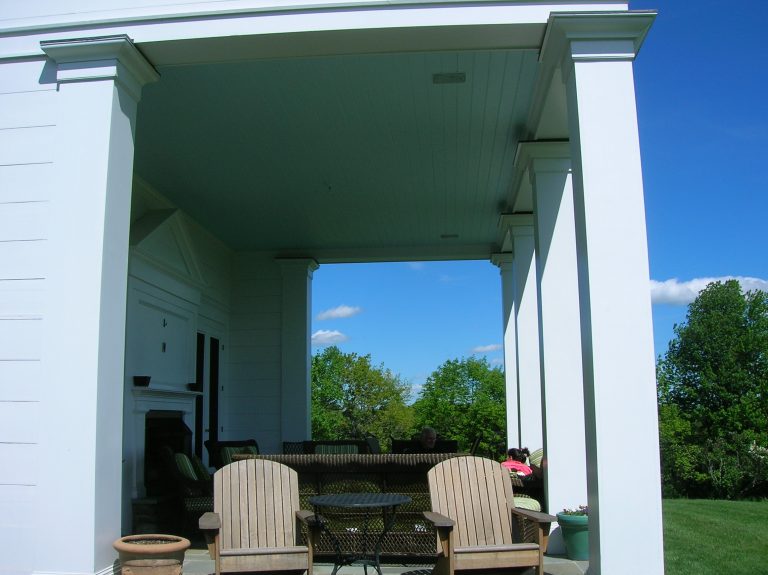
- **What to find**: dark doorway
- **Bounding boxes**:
[209,336,220,446]
[144,410,192,496]
[194,332,205,458]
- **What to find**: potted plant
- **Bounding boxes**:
[113,534,190,575]
[556,505,589,561]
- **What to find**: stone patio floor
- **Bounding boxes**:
[181,549,588,575]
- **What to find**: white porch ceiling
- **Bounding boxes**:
[133,47,549,262]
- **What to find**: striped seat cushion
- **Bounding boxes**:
[190,454,212,481]
[513,495,541,512]
[174,453,199,481]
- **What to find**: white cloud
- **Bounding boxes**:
[316,305,362,320]
[490,357,504,366]
[311,330,348,346]
[651,276,768,305]
[472,344,502,353]
[407,262,425,271]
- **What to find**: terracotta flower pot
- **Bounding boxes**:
[113,534,190,575]
[118,558,183,575]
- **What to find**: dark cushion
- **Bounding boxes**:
[221,445,259,466]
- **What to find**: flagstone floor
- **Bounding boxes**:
[181,549,588,575]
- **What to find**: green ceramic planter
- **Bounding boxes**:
[556,513,589,561]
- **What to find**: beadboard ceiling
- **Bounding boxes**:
[133,48,541,262]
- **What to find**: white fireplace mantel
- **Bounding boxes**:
[129,386,201,498]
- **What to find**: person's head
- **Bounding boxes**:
[507,447,530,463]
[419,427,437,450]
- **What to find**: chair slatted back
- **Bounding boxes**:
[428,456,515,548]
[529,448,543,467]
[214,459,300,551]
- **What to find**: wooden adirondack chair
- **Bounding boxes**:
[424,456,556,575]
[199,459,319,575]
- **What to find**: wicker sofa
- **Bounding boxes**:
[234,452,462,561]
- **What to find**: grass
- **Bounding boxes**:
[663,499,768,575]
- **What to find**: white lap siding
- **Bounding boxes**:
[228,255,284,452]
[0,57,55,575]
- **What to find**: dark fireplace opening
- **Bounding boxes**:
[144,410,192,496]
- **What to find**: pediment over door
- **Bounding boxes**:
[129,177,206,291]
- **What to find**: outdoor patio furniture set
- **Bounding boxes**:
[199,456,555,575]
[162,439,544,541]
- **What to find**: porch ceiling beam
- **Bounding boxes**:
[278,243,498,264]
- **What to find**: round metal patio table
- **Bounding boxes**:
[309,492,412,575]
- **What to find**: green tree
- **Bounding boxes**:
[657,280,768,498]
[412,356,506,458]
[311,346,414,446]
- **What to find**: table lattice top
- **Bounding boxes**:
[309,492,412,509]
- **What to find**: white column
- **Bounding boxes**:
[544,13,662,575]
[278,258,319,442]
[37,36,158,574]
[491,253,519,449]
[508,217,543,451]
[519,142,587,547]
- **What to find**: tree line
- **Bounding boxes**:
[311,346,507,459]
[657,280,768,499]
[312,280,768,500]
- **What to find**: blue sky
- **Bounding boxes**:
[312,0,768,397]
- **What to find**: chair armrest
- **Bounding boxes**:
[510,506,555,552]
[296,509,325,526]
[423,511,454,558]
[510,507,556,524]
[199,511,221,531]
[199,512,220,560]
[423,511,454,528]
[296,509,313,523]
[297,509,324,552]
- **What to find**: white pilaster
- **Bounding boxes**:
[519,142,587,548]
[543,12,662,575]
[37,35,158,575]
[277,258,319,442]
[507,217,543,451]
[491,252,519,449]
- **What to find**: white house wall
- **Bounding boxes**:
[228,254,285,453]
[0,56,55,574]
[123,180,233,520]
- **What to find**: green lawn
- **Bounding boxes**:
[663,499,768,575]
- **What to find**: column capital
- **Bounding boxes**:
[491,252,515,270]
[511,142,570,218]
[499,213,534,230]
[276,257,320,279]
[41,35,159,101]
[497,213,535,252]
[540,12,656,82]
[514,141,571,171]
